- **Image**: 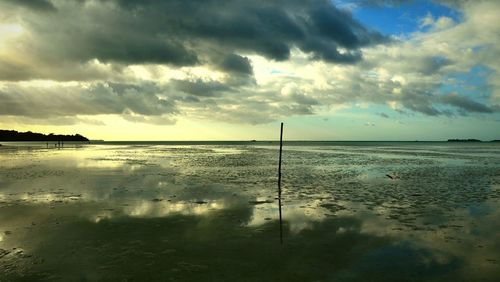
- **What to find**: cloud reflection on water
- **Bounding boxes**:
[0,144,499,281]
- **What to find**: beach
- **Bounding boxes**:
[0,142,499,281]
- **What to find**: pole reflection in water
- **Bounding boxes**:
[278,122,284,244]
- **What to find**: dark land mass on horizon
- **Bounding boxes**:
[447,139,482,142]
[0,130,89,142]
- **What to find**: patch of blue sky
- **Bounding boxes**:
[339,0,462,36]
[439,65,495,100]
[270,69,287,75]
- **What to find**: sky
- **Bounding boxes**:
[0,0,498,141]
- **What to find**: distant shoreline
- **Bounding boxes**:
[0,129,89,142]
[447,139,482,142]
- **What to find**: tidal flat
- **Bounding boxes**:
[0,142,499,281]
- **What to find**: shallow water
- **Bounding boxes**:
[0,142,499,281]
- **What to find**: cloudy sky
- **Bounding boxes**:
[0,0,498,140]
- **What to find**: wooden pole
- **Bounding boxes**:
[278,122,283,244]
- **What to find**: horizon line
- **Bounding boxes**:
[91,139,498,142]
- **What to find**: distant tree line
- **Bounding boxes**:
[446,139,500,142]
[0,130,89,141]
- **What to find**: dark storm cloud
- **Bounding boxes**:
[310,4,388,48]
[418,56,453,75]
[218,54,253,75]
[440,93,493,113]
[82,38,199,66]
[351,0,469,8]
[399,90,442,116]
[0,0,389,81]
[172,79,232,97]
[390,87,495,117]
[4,0,56,11]
[300,39,363,63]
[289,93,319,106]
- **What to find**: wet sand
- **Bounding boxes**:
[0,143,499,281]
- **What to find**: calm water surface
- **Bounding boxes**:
[0,142,499,281]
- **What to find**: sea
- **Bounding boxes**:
[0,141,499,281]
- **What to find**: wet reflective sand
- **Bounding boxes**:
[0,143,499,281]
